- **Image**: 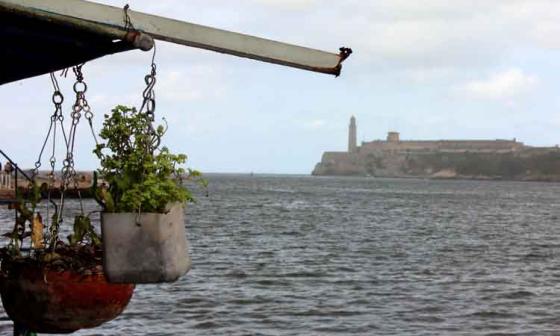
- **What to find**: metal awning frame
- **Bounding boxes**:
[0,0,352,85]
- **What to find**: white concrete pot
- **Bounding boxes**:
[101,203,191,283]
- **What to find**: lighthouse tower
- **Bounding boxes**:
[348,116,357,152]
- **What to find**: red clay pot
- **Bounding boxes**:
[0,262,134,334]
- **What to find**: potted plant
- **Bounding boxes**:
[93,105,204,283]
[0,184,134,334]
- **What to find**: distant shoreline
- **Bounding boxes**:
[7,170,560,183]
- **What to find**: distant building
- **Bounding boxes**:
[386,131,400,143]
[348,116,357,153]
[344,116,525,155]
[312,116,560,180]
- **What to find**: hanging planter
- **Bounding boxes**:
[93,61,205,284]
[0,193,134,334]
[101,202,191,283]
[0,245,134,334]
[0,67,136,334]
[94,104,204,283]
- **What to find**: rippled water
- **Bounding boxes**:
[2,175,560,335]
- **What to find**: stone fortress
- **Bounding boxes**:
[312,117,560,180]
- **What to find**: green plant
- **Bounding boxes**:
[93,105,204,213]
[68,215,101,246]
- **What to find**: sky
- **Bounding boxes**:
[2,0,560,174]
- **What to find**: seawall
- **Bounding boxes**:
[313,148,560,181]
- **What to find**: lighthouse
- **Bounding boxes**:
[348,116,357,152]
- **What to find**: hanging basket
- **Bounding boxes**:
[101,203,191,283]
[0,257,134,334]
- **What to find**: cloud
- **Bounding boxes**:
[256,1,560,75]
[157,66,227,103]
[497,0,560,49]
[77,1,560,74]
[4,0,560,173]
[302,119,327,130]
[251,0,317,10]
[459,68,538,101]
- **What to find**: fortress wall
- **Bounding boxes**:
[432,140,524,150]
[360,139,525,153]
[528,147,560,151]
[313,152,364,175]
[322,152,350,162]
[519,147,560,156]
[314,119,560,178]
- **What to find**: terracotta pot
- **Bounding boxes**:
[0,262,134,334]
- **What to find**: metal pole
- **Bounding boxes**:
[14,163,18,234]
[0,0,349,76]
[0,150,32,183]
[14,163,18,197]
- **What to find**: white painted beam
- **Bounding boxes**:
[0,0,351,76]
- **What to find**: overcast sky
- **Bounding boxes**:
[2,0,560,174]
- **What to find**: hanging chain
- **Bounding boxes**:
[66,65,90,204]
[139,49,157,119]
[140,62,156,120]
[132,43,160,220]
[123,6,159,219]
[50,64,93,249]
[28,73,70,249]
[34,73,69,179]
[123,2,159,151]
[139,44,160,152]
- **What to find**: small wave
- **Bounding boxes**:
[264,188,296,194]
[225,269,249,278]
[227,298,262,305]
[522,253,552,262]
[402,315,446,323]
[283,309,366,317]
[498,290,536,299]
[280,230,302,236]
[252,279,292,286]
[193,321,220,329]
[468,311,517,319]
[279,271,329,278]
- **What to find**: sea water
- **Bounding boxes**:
[1,175,560,335]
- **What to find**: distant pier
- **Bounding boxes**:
[0,171,95,201]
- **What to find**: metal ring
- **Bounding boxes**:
[52,91,64,104]
[73,81,87,93]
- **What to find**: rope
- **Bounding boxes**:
[123,4,135,32]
